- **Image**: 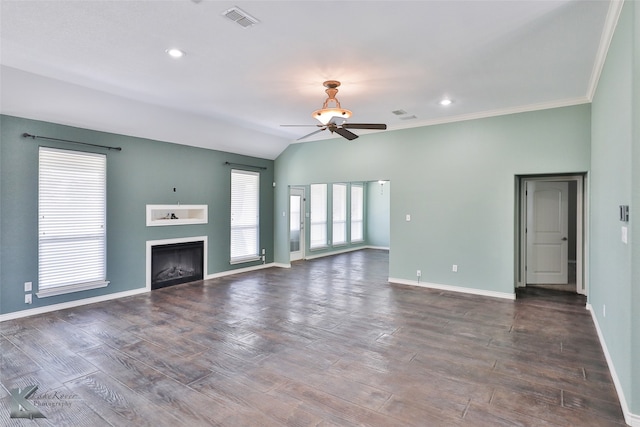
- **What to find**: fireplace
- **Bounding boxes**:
[149,239,204,290]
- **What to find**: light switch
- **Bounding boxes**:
[622,226,628,244]
[406,214,411,222]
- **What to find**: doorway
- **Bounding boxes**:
[517,174,586,295]
[289,187,305,261]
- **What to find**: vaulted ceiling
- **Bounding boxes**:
[0,1,617,159]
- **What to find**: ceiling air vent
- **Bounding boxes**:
[222,6,259,28]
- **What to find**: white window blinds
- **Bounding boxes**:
[310,184,327,249]
[230,169,260,263]
[351,184,364,242]
[38,147,108,297]
[332,183,347,245]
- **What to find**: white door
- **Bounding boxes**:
[289,188,305,261]
[526,181,569,284]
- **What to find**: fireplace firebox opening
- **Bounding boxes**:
[151,240,204,290]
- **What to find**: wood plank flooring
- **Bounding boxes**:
[0,249,626,426]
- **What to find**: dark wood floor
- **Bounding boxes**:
[1,249,626,426]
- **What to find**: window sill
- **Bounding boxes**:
[36,280,110,298]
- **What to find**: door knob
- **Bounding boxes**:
[561,237,568,241]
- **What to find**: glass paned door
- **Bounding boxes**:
[290,188,305,261]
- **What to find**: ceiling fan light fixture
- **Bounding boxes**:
[282,80,385,141]
[312,80,353,125]
[312,108,352,125]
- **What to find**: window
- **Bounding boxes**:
[332,183,347,245]
[310,184,327,249]
[351,184,364,242]
[230,169,260,263]
[38,147,108,297]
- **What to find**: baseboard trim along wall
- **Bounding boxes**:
[0,287,149,322]
[0,262,278,322]
[205,262,275,279]
[388,277,516,300]
[587,304,640,427]
[304,245,386,261]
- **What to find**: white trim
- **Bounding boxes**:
[517,175,587,295]
[304,245,375,260]
[587,304,640,426]
[206,262,274,279]
[1,262,280,322]
[146,236,208,291]
[36,280,109,298]
[229,255,261,265]
[146,204,208,226]
[586,0,625,101]
[0,287,148,322]
[273,263,292,269]
[386,97,590,134]
[389,277,516,300]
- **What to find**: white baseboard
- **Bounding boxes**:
[587,304,639,426]
[304,245,388,260]
[1,263,279,322]
[0,287,148,322]
[273,263,291,268]
[205,262,275,279]
[388,277,516,300]
[367,246,390,251]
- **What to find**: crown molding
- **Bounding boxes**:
[587,0,626,101]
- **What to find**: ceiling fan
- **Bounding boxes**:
[282,80,387,141]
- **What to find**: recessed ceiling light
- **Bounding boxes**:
[166,48,185,59]
[439,98,453,106]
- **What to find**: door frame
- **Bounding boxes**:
[289,186,306,261]
[516,174,588,295]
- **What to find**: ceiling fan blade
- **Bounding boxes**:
[297,127,327,141]
[334,127,359,141]
[342,123,387,130]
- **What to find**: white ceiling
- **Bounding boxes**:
[0,1,616,160]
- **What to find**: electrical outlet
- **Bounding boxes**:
[416,270,421,277]
[25,294,32,304]
[452,264,458,272]
[24,281,32,292]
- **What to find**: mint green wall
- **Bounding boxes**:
[0,115,274,315]
[591,0,639,415]
[274,105,591,295]
[367,181,390,248]
[633,1,640,415]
